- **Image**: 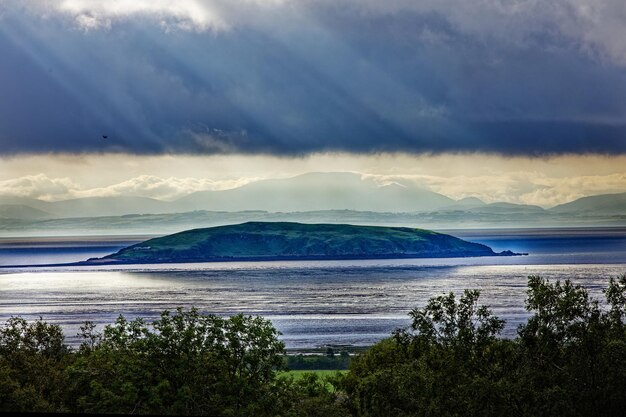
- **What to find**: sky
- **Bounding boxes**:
[1,0,626,207]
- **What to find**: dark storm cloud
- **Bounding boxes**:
[1,1,626,156]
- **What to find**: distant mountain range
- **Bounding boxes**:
[0,195,170,219]
[177,172,454,213]
[0,172,625,234]
[0,204,52,220]
[1,172,455,218]
[550,192,626,215]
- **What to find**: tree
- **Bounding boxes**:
[343,276,626,417]
[0,317,69,412]
[66,308,287,416]
[409,289,505,352]
[4,276,626,416]
[517,276,626,416]
[605,274,626,329]
[344,289,512,416]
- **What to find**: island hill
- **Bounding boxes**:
[86,222,520,265]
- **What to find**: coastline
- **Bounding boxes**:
[0,249,525,269]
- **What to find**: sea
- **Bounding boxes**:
[1,227,625,350]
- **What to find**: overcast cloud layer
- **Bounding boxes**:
[1,152,625,207]
[3,170,626,207]
[2,0,626,155]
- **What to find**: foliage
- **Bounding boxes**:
[344,290,513,417]
[66,308,287,416]
[275,371,351,417]
[0,309,308,416]
[408,289,505,351]
[3,276,626,416]
[286,352,351,370]
[0,317,69,412]
[343,275,626,417]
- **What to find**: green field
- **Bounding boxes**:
[280,369,347,380]
[279,370,347,392]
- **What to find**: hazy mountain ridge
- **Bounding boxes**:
[549,192,626,215]
[175,172,455,213]
[0,204,53,220]
[0,196,170,218]
[465,202,546,214]
[1,172,456,218]
[2,208,625,237]
[0,173,624,234]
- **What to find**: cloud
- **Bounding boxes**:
[321,0,626,67]
[1,167,625,207]
[0,174,258,201]
[519,173,626,207]
[8,0,288,32]
[12,0,626,61]
[56,0,228,32]
[0,174,78,200]
[72,174,257,200]
[1,0,626,155]
[363,172,626,208]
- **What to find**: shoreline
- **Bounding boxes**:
[0,250,525,269]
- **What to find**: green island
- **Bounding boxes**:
[89,221,518,264]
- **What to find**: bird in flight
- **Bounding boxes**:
[102,135,108,139]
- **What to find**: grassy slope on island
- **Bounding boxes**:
[99,222,506,264]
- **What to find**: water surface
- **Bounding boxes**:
[1,228,625,349]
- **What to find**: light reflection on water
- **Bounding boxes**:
[3,228,626,349]
[1,262,625,349]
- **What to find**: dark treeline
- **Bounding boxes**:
[2,275,626,416]
[286,351,351,371]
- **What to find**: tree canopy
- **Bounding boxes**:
[2,275,626,416]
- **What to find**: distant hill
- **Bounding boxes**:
[1,174,624,227]
[0,197,55,213]
[93,222,514,264]
[0,204,52,220]
[549,192,626,215]
[45,196,171,218]
[466,202,546,214]
[438,197,486,211]
[455,197,486,208]
[0,173,455,218]
[0,196,171,218]
[175,172,454,213]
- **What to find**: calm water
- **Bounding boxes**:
[1,228,625,349]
